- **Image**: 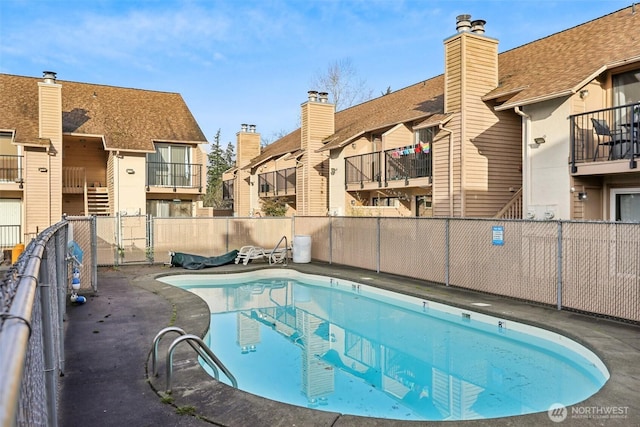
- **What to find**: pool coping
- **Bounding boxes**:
[130,262,639,426]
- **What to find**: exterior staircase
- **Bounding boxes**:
[86,187,110,216]
[495,188,523,219]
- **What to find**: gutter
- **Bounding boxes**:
[514,107,530,217]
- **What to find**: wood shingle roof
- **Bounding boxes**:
[0,74,207,151]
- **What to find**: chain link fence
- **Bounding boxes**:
[0,221,69,427]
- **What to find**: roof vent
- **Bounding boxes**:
[42,71,57,83]
[456,15,472,32]
[318,92,329,103]
[308,90,319,102]
[471,19,486,34]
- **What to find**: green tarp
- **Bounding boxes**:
[170,250,239,270]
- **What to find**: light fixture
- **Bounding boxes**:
[351,143,357,149]
[38,167,48,172]
[578,192,588,201]
[330,167,337,175]
[534,137,546,144]
[126,168,135,174]
[579,89,589,99]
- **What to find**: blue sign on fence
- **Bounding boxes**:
[492,225,504,246]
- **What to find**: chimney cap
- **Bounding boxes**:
[42,71,57,82]
[456,14,472,32]
[307,90,319,102]
[471,19,486,34]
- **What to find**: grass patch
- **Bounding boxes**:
[175,405,196,416]
[160,395,174,405]
[168,303,177,326]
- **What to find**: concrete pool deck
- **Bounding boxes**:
[59,262,639,426]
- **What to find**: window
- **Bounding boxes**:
[372,197,398,207]
[147,144,191,187]
[414,127,434,146]
[613,69,640,107]
[146,199,192,217]
[610,188,640,222]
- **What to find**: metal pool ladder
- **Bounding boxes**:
[151,327,238,393]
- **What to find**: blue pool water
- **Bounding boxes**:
[159,270,608,421]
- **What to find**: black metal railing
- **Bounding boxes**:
[384,147,432,183]
[222,179,234,200]
[258,167,296,197]
[569,102,639,172]
[0,155,23,183]
[345,152,382,188]
[146,162,202,191]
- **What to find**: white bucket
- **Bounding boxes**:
[292,235,311,263]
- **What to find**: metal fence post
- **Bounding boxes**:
[55,225,67,373]
[376,217,381,273]
[445,218,450,286]
[329,216,333,265]
[90,216,98,290]
[557,221,563,311]
[38,249,58,427]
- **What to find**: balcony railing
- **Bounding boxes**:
[258,167,296,197]
[385,146,432,184]
[569,102,639,172]
[146,162,202,191]
[0,155,23,183]
[345,152,382,188]
[222,179,234,200]
[344,147,432,188]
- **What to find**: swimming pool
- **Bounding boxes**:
[159,270,609,421]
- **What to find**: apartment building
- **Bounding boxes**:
[224,5,640,221]
[0,72,208,248]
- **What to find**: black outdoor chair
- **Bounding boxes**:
[591,118,626,161]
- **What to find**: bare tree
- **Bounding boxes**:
[310,58,374,111]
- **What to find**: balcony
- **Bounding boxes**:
[569,103,639,174]
[0,155,23,186]
[146,161,203,192]
[258,167,296,197]
[345,147,432,189]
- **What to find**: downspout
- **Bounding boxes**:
[438,124,454,216]
[514,107,530,216]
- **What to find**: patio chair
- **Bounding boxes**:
[591,118,626,161]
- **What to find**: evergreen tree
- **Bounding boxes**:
[204,129,235,208]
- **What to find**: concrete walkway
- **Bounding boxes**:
[59,262,640,426]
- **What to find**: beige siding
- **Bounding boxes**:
[0,133,18,155]
[382,124,411,150]
[235,131,261,216]
[299,101,334,215]
[107,152,115,215]
[64,139,108,186]
[24,149,53,233]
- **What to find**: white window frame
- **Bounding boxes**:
[609,187,640,222]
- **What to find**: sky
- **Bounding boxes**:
[0,0,634,149]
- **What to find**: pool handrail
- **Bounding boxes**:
[151,326,219,379]
[165,334,238,392]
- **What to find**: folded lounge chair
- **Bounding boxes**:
[234,245,290,266]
